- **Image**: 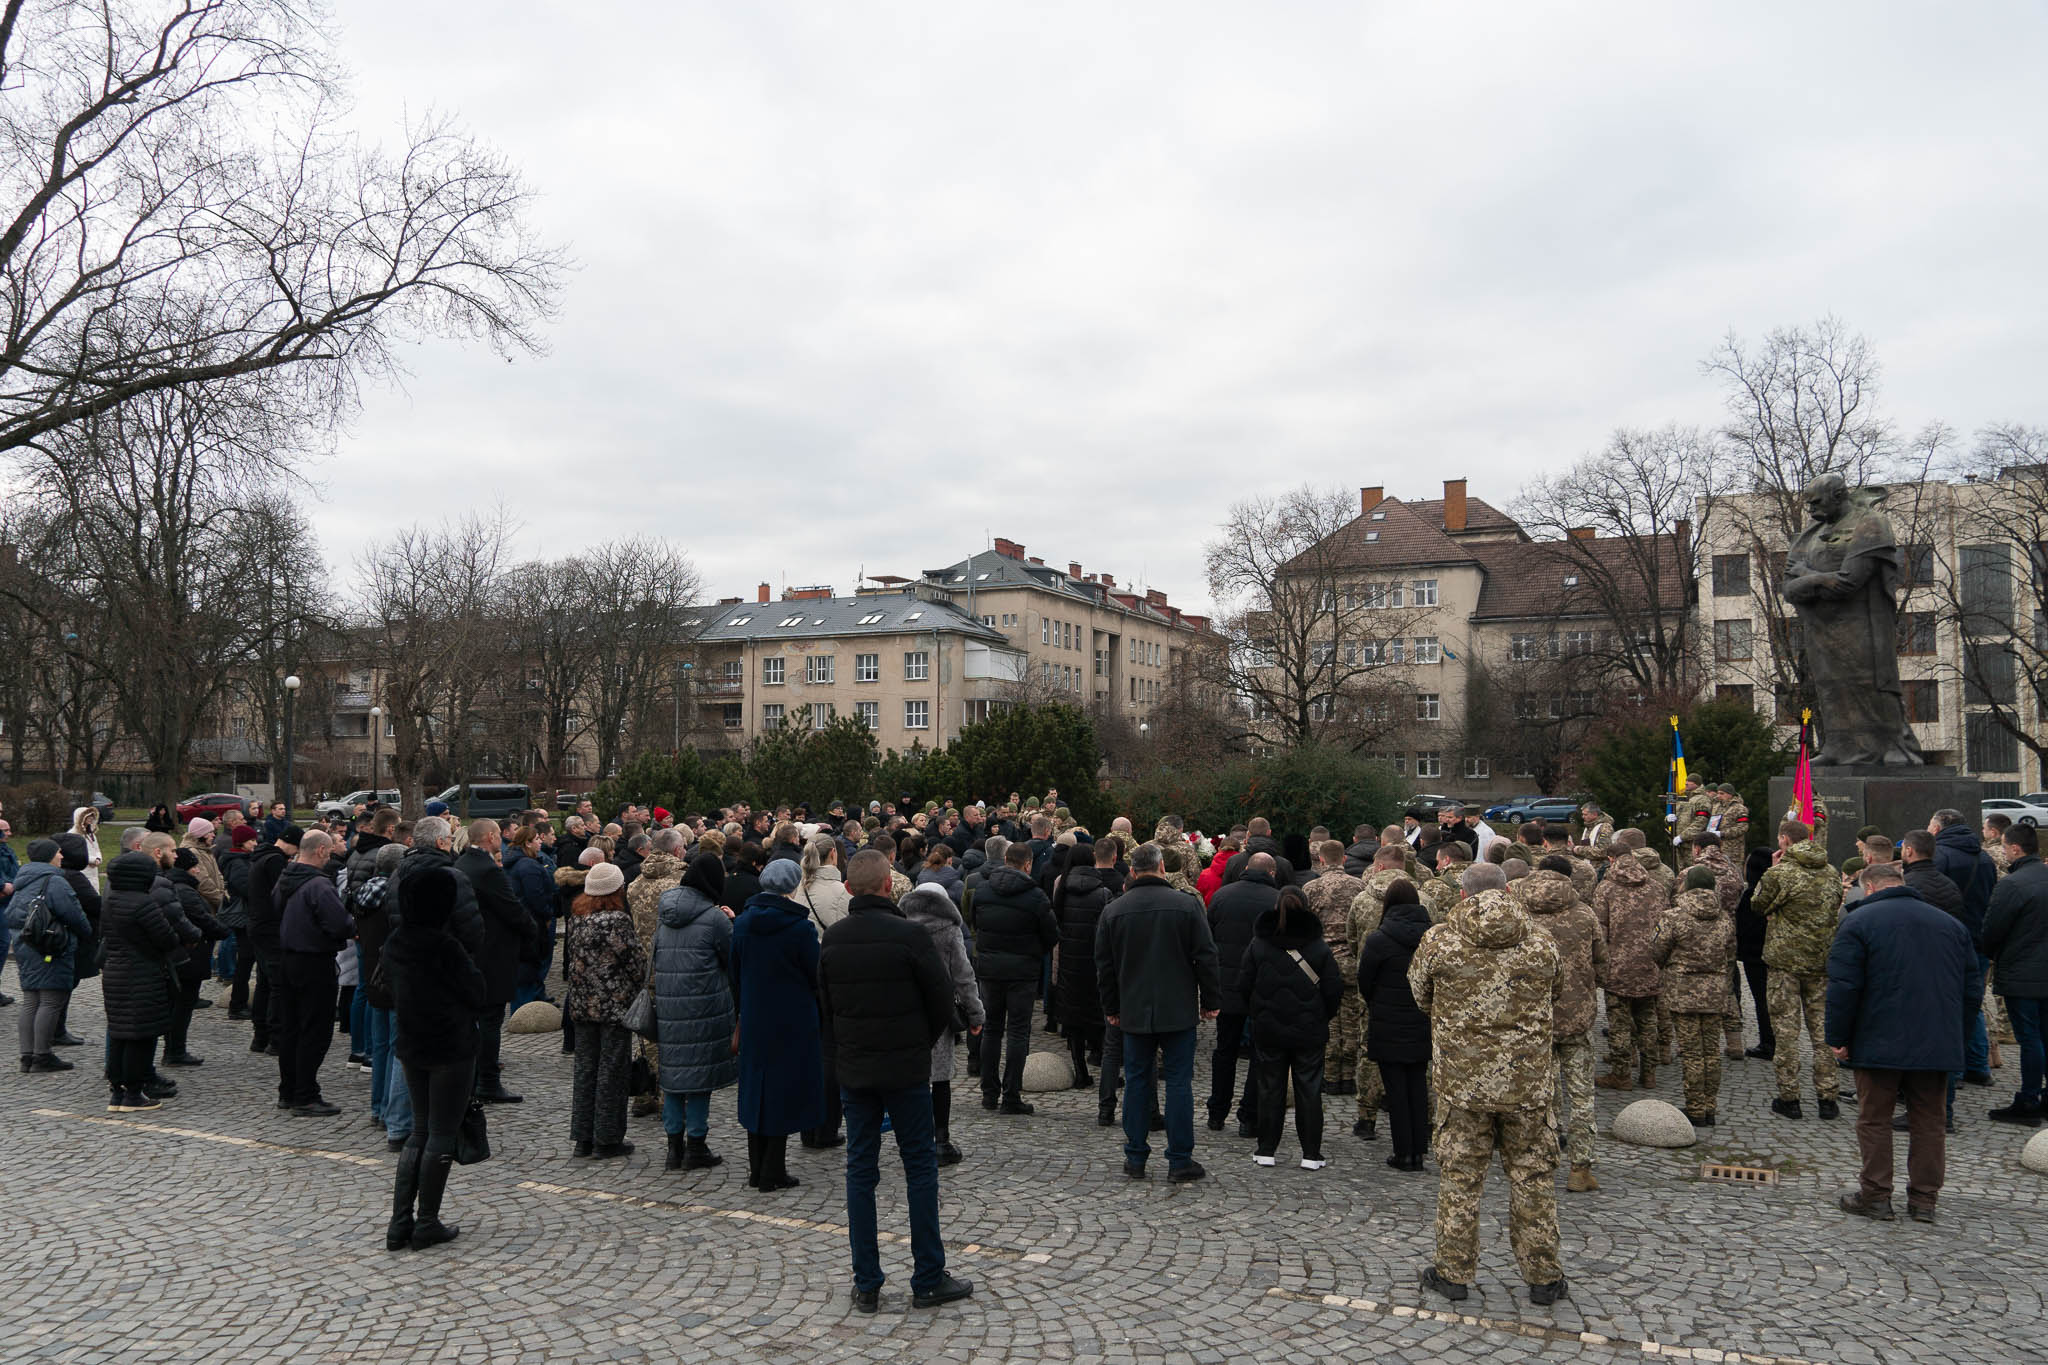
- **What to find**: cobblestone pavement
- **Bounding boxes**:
[3,974,2041,1364]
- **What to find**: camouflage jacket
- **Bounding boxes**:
[1348,867,1412,958]
[1692,846,1743,959]
[1634,847,1675,895]
[1303,867,1366,968]
[1651,889,1733,1013]
[1516,869,1607,1038]
[1592,850,1668,997]
[888,868,913,905]
[627,851,686,955]
[1421,865,1462,923]
[1674,792,1714,847]
[1564,854,1598,901]
[1713,795,1750,854]
[1752,840,1841,974]
[1152,823,1203,895]
[1409,889,1560,1111]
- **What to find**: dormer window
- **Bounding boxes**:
[857,612,885,625]
[903,611,923,622]
[779,614,804,627]
[1563,575,1579,587]
[728,616,751,626]
[1370,510,1386,520]
[1364,531,1379,542]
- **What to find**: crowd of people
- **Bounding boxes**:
[3,779,2043,1310]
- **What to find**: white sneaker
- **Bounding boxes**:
[1300,1158,1327,1170]
[1253,1154,1276,1167]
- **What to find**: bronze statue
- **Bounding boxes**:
[1782,473,1925,766]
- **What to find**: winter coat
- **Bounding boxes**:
[795,864,852,929]
[1734,845,1772,960]
[1346,867,1411,957]
[215,848,251,931]
[553,864,588,927]
[731,894,825,1135]
[1651,889,1733,1014]
[7,861,92,991]
[167,865,228,984]
[902,885,984,1082]
[1902,860,1965,922]
[819,892,954,1092]
[1206,870,1280,1013]
[1196,848,1230,905]
[349,871,397,1010]
[1592,852,1666,998]
[278,861,353,956]
[652,885,739,1095]
[245,844,289,944]
[1237,904,1343,1051]
[343,833,392,898]
[502,844,556,963]
[1094,875,1222,1035]
[59,866,102,982]
[1053,863,1122,1028]
[1407,888,1560,1112]
[627,851,686,956]
[98,853,186,1040]
[391,847,483,960]
[1933,823,1998,945]
[722,867,762,917]
[383,913,486,1069]
[182,840,225,909]
[1826,885,1982,1073]
[1303,868,1367,969]
[1754,840,1842,975]
[1516,868,1607,1038]
[565,904,644,1026]
[1358,899,1433,1065]
[914,862,965,909]
[1982,855,2048,998]
[971,866,1056,983]
[458,846,535,1007]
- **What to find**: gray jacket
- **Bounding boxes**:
[902,884,983,1083]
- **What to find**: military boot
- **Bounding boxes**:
[1637,1063,1657,1089]
[1594,1070,1633,1091]
[1566,1163,1598,1193]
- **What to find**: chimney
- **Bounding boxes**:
[756,583,770,603]
[1443,479,1468,532]
[1360,486,1383,515]
[717,596,740,606]
[1100,572,1114,588]
[1145,589,1168,607]
[1567,526,1595,540]
[1028,556,1045,566]
[992,537,1026,560]
[783,585,832,600]
[1068,561,1083,579]
[1675,518,1692,550]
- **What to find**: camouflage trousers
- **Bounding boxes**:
[1329,960,1361,1083]
[1766,970,1839,1101]
[1604,993,1660,1078]
[1722,963,1745,1049]
[1433,1104,1561,1286]
[1987,966,2014,1043]
[1551,1032,1596,1168]
[1670,1012,1723,1119]
[1354,1020,1383,1123]
[1655,1000,1675,1062]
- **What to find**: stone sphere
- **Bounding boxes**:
[2022,1127,2048,1174]
[507,999,563,1034]
[1020,1050,1074,1092]
[1611,1098,1699,1148]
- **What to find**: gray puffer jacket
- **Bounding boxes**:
[652,884,740,1095]
[902,884,983,1083]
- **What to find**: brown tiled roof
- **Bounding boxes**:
[1303,498,1484,572]
[1469,535,1691,621]
[1406,496,1520,536]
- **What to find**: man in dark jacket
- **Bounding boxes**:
[458,819,536,1104]
[344,809,398,895]
[245,825,297,1054]
[275,830,352,1116]
[1899,831,1965,919]
[817,850,971,1312]
[971,842,1057,1114]
[1826,860,1981,1220]
[1983,823,2048,1126]
[1224,818,1294,886]
[1204,854,1281,1135]
[1096,843,1222,1182]
[1929,811,1997,944]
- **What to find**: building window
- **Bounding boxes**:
[810,702,834,729]
[1965,643,2018,705]
[1389,638,1406,664]
[1960,544,2013,628]
[762,657,784,685]
[1562,629,1594,656]
[1311,695,1334,721]
[762,703,785,729]
[1411,579,1437,607]
[1417,693,1440,722]
[904,699,929,730]
[1713,619,1753,663]
[1388,583,1405,609]
[1415,750,1442,778]
[1363,583,1387,609]
[856,700,879,730]
[857,611,885,625]
[1042,619,1051,644]
[721,660,743,686]
[1463,755,1490,780]
[1903,680,1940,724]
[1391,753,1406,775]
[1513,756,1536,778]
[1897,612,1936,656]
[1901,543,1935,587]
[1513,692,1535,721]
[1414,636,1441,663]
[905,651,930,681]
[1567,689,1596,715]
[1509,634,1536,661]
[806,654,834,684]
[855,653,879,682]
[1966,711,2019,773]
[1712,554,1750,598]
[722,703,742,730]
[962,699,1007,725]
[1716,684,1755,708]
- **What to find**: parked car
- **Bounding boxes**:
[315,789,400,819]
[176,792,250,824]
[1404,793,1463,812]
[555,790,593,811]
[1482,794,1548,822]
[430,783,534,820]
[86,791,116,825]
[1982,796,2048,828]
[1486,795,1584,825]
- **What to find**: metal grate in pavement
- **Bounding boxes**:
[1699,1162,1780,1185]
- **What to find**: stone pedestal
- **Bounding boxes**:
[1769,767,1982,866]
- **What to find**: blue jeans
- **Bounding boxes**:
[1122,1028,1197,1170]
[384,1019,414,1140]
[2006,995,2045,1106]
[347,954,367,1053]
[842,1084,944,1295]
[1965,953,1991,1075]
[213,933,236,981]
[365,1005,397,1121]
[662,1090,711,1138]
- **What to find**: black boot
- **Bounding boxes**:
[32,1053,74,1073]
[746,1132,763,1188]
[410,1149,460,1250]
[665,1133,686,1171]
[683,1136,723,1169]
[764,1135,799,1190]
[386,1145,422,1250]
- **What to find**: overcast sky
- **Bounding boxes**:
[319,2,2048,612]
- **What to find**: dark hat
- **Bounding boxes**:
[424,800,450,817]
[1683,866,1719,891]
[1383,879,1421,907]
[681,852,726,899]
[280,824,305,846]
[53,832,89,870]
[404,865,460,931]
[26,837,59,864]
[760,858,802,894]
[174,846,199,871]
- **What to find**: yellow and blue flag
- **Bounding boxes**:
[1670,715,1687,792]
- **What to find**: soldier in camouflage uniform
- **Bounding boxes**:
[1302,841,1367,1100]
[1578,803,1616,853]
[1752,820,1843,1119]
[1421,841,1468,924]
[1652,866,1735,1124]
[1539,827,1597,900]
[1623,833,1680,1062]
[1101,817,1141,866]
[1689,832,1747,1058]
[1410,863,1566,1305]
[1345,847,1414,1128]
[1672,777,1713,867]
[1713,784,1750,864]
[1150,816,1204,896]
[1594,831,1667,1091]
[1518,856,1607,1192]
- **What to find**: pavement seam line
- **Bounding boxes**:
[33,1107,387,1168]
[1261,1287,1828,1364]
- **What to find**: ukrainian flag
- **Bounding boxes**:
[1670,715,1687,792]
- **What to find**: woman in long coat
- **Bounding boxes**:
[901,883,983,1167]
[653,853,739,1172]
[98,851,186,1111]
[729,857,823,1191]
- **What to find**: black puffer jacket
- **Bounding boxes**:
[168,858,229,984]
[1983,855,2048,998]
[1358,900,1433,1065]
[818,894,954,1091]
[1238,904,1342,1050]
[1902,860,1964,921]
[1933,823,1998,945]
[458,846,535,1006]
[383,869,487,1070]
[1206,870,1280,1013]
[245,844,289,944]
[390,845,483,959]
[1054,863,1124,1028]
[971,866,1056,982]
[99,852,186,1040]
[1225,838,1295,887]
[1734,845,1773,960]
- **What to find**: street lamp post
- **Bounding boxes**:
[370,705,382,796]
[282,675,301,816]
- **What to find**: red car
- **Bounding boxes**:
[175,792,250,824]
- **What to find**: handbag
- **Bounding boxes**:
[455,1099,491,1165]
[621,985,659,1040]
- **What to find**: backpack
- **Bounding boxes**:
[16,890,69,959]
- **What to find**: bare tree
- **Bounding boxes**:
[238,492,333,793]
[1203,485,1440,751]
[0,0,564,454]
[579,538,703,779]
[501,557,595,793]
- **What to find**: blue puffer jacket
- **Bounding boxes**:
[7,860,92,991]
[653,885,739,1095]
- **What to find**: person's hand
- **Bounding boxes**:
[969,1025,982,1036]
[1201,1009,1220,1022]
[1104,1014,1119,1028]
[1831,1046,1849,1062]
